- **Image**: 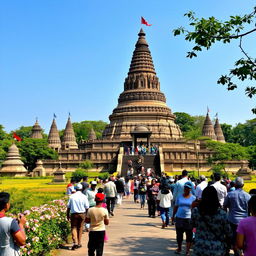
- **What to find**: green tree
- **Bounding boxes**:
[173,7,256,113]
[72,120,107,142]
[174,112,195,132]
[17,138,58,171]
[247,145,256,170]
[12,126,47,139]
[220,123,234,143]
[0,125,11,140]
[206,141,249,163]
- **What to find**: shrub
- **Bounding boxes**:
[71,169,87,182]
[8,199,69,256]
[98,172,110,180]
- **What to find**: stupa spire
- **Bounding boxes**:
[48,118,61,151]
[88,128,97,141]
[214,117,225,143]
[31,119,43,139]
[62,116,78,150]
[202,113,217,140]
[0,143,28,176]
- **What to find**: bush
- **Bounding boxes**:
[71,169,87,182]
[8,199,69,256]
[210,164,229,179]
[79,159,93,170]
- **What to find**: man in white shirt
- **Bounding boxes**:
[195,175,208,200]
[67,183,89,250]
[212,173,227,207]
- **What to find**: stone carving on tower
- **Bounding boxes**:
[102,29,182,140]
[62,117,78,150]
[202,113,217,141]
[214,117,225,143]
[31,119,43,139]
[0,143,28,176]
[48,118,61,151]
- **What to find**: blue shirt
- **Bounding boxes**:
[67,191,89,214]
[223,188,251,225]
[173,177,195,202]
[176,194,196,219]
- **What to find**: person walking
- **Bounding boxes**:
[147,179,159,218]
[237,195,256,256]
[0,192,26,256]
[195,175,207,200]
[172,182,196,255]
[191,186,232,256]
[86,193,109,256]
[124,177,131,199]
[114,176,125,205]
[157,185,173,228]
[173,170,195,202]
[104,177,117,216]
[138,179,147,209]
[67,184,89,250]
[212,173,227,207]
[224,177,251,256]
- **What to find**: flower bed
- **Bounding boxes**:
[10,199,70,256]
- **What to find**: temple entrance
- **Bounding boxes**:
[130,126,152,150]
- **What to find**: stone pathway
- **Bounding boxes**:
[57,198,178,256]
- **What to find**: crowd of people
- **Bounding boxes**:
[1,170,255,256]
[124,144,159,155]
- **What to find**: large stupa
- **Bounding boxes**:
[103,29,182,141]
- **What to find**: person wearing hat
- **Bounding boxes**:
[86,181,98,208]
[67,183,89,250]
[86,193,109,256]
[223,177,251,256]
[172,181,196,255]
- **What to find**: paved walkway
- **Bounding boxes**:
[57,198,178,256]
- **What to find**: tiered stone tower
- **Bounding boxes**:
[48,118,61,151]
[0,144,28,176]
[31,119,43,139]
[214,118,225,143]
[202,113,217,140]
[102,29,182,141]
[62,117,78,150]
[88,128,97,141]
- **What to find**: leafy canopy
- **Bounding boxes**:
[173,7,256,113]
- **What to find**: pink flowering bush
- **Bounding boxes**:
[12,199,70,256]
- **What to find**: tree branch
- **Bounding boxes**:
[239,37,256,66]
[214,27,256,39]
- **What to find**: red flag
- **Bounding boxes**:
[207,106,210,113]
[13,132,22,141]
[141,17,152,26]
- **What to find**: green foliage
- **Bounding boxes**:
[0,139,12,166]
[17,138,58,171]
[210,163,229,178]
[98,172,110,180]
[79,159,93,169]
[12,126,33,139]
[247,145,256,170]
[73,120,107,142]
[0,125,11,140]
[72,169,88,181]
[206,141,249,163]
[173,7,256,113]
[174,112,195,132]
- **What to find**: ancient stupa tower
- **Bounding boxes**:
[202,113,217,140]
[214,117,225,143]
[62,117,78,150]
[31,119,43,139]
[88,128,97,141]
[48,118,61,151]
[102,29,182,140]
[0,144,28,176]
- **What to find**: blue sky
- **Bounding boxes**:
[0,0,255,133]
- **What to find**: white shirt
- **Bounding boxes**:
[67,191,89,214]
[157,191,173,208]
[212,181,227,206]
[195,181,208,199]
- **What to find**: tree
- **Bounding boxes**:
[220,123,234,143]
[0,125,11,140]
[247,145,256,170]
[173,7,256,113]
[174,112,195,132]
[17,138,58,171]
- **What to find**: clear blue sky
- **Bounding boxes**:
[0,0,255,133]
